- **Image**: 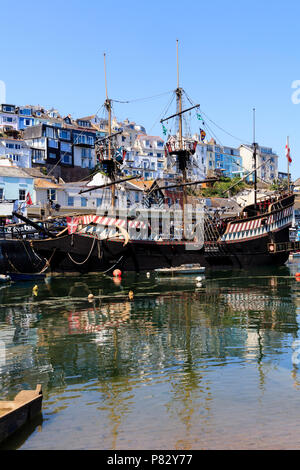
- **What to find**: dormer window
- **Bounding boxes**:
[19,108,32,116]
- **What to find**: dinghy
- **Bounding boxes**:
[0,385,43,444]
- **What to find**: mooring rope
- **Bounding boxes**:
[67,237,97,266]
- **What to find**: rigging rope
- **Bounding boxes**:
[112,90,173,104]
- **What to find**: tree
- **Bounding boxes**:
[200,176,249,198]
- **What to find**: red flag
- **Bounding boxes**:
[66,216,79,234]
[286,139,292,163]
[26,192,33,205]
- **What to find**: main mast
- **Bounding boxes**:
[104,53,115,208]
[175,40,187,218]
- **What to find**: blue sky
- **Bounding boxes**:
[1,0,299,176]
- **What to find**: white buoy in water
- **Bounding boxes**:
[196,276,203,282]
[146,272,150,278]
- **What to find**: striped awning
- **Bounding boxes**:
[67,214,147,234]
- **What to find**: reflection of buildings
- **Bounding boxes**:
[0,274,299,448]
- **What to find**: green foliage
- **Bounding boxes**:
[269,178,288,191]
[201,176,249,198]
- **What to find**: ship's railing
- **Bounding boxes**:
[268,241,300,253]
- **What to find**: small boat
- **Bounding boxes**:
[0,275,10,283]
[155,264,206,276]
[7,272,46,282]
[0,385,43,444]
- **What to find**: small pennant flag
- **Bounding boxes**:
[286,138,292,163]
[114,147,124,164]
[200,129,206,142]
[162,125,167,135]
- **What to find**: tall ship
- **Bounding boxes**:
[11,46,295,274]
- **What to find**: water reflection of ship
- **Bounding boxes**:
[1,275,300,448]
[67,301,132,337]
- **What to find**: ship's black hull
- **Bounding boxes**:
[31,235,206,273]
[0,239,46,274]
[204,225,291,268]
[30,223,292,274]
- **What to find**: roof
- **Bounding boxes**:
[294,178,300,186]
[0,167,33,179]
[34,178,58,189]
[77,115,96,121]
[22,168,56,180]
[136,134,164,141]
[126,179,155,191]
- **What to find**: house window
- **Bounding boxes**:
[32,149,45,162]
[0,188,3,200]
[49,153,56,159]
[61,142,72,153]
[45,127,55,138]
[19,109,31,116]
[73,134,86,144]
[68,196,74,206]
[47,189,56,201]
[61,154,72,164]
[59,130,71,140]
[48,139,58,148]
[3,105,14,112]
[81,197,87,207]
[81,148,91,158]
[19,189,26,201]
[96,198,102,207]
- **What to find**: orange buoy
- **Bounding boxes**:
[113,269,122,278]
[296,273,300,277]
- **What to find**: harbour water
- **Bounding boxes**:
[1,262,300,450]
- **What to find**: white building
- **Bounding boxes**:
[0,137,31,168]
[122,134,165,180]
[0,104,18,131]
[239,144,278,183]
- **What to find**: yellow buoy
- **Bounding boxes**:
[128,290,134,300]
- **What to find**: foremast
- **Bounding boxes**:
[103,53,115,209]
